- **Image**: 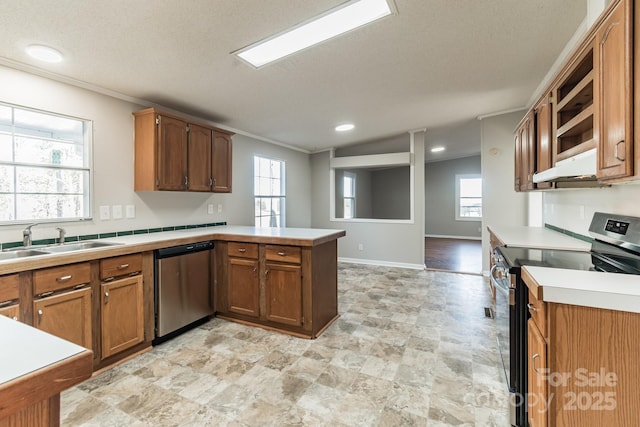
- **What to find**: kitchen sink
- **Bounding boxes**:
[42,241,121,253]
[0,249,49,260]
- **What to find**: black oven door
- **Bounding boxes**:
[491,265,518,426]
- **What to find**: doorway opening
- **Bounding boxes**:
[424,237,482,275]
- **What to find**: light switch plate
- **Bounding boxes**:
[112,205,123,219]
[99,206,110,220]
[125,205,136,218]
[217,204,223,214]
[207,204,214,214]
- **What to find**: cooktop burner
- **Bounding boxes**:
[497,246,597,272]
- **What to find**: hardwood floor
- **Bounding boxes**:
[425,237,482,275]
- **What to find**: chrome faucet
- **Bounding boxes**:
[56,227,66,245]
[22,223,40,247]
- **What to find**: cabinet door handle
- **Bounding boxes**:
[615,140,625,161]
[277,251,286,256]
[117,263,129,270]
[238,248,246,253]
[56,275,72,282]
[104,291,109,304]
[265,269,269,278]
[531,353,544,374]
[209,177,213,187]
[184,176,188,186]
[527,303,538,312]
[37,309,43,323]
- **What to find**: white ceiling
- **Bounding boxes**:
[0,0,585,155]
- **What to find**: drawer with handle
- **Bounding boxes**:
[265,245,301,264]
[228,242,258,259]
[100,253,143,280]
[0,274,19,304]
[33,262,91,296]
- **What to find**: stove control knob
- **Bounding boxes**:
[496,268,506,279]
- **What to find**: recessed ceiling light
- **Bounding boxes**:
[335,124,355,132]
[235,0,395,68]
[431,146,445,153]
[26,44,63,63]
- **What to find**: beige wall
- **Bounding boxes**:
[480,111,528,272]
[0,65,311,244]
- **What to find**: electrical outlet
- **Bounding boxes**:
[99,206,110,220]
[217,204,223,214]
[207,204,214,214]
[125,205,136,218]
[112,205,123,219]
[358,243,364,251]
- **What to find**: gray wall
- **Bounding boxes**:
[372,166,411,219]
[424,156,481,238]
[0,65,311,244]
[311,132,426,268]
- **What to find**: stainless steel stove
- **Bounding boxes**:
[491,212,640,426]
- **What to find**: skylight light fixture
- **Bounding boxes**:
[431,146,445,153]
[26,44,63,63]
[335,123,355,132]
[235,0,395,68]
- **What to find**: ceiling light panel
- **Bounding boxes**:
[235,0,395,68]
[335,123,355,132]
[431,146,445,153]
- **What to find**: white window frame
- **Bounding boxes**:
[0,102,92,224]
[253,155,286,228]
[455,174,482,221]
[343,171,356,219]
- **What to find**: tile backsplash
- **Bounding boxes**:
[1,222,226,250]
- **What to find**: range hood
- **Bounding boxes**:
[533,148,597,183]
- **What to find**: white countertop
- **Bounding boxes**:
[0,315,87,385]
[0,226,346,275]
[488,225,591,251]
[99,225,345,246]
[523,265,640,313]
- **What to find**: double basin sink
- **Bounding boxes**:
[0,241,120,261]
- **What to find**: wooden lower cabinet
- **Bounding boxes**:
[101,275,144,359]
[264,262,302,326]
[216,239,338,338]
[228,257,260,317]
[527,318,548,427]
[524,269,640,426]
[33,287,92,349]
[0,303,19,321]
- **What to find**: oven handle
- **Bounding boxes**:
[491,265,515,306]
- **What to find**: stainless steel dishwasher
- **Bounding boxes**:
[154,240,214,343]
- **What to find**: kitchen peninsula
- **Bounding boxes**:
[0,225,345,370]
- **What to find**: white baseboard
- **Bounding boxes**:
[425,234,482,241]
[339,257,425,270]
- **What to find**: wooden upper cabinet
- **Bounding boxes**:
[535,94,553,189]
[134,107,234,192]
[187,123,212,191]
[212,130,232,192]
[157,115,188,190]
[595,0,633,180]
[514,111,536,191]
[514,131,522,191]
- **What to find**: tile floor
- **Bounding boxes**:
[61,263,508,426]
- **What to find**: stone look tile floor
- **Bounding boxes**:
[61,264,508,426]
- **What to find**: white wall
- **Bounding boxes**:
[543,183,640,236]
[0,65,311,245]
[480,111,528,272]
[311,132,426,268]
